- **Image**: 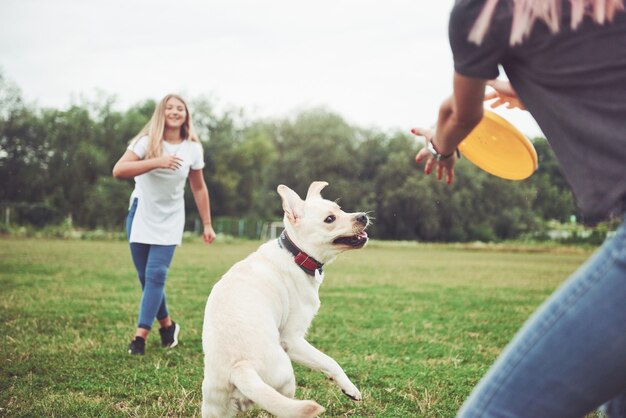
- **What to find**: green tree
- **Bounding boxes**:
[41,106,107,225]
[0,69,586,240]
[193,99,248,217]
[528,138,577,221]
[269,108,363,208]
[0,74,58,225]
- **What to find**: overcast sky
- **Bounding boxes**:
[0,0,543,137]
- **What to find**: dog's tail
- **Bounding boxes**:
[230,361,325,418]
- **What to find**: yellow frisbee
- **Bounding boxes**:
[458,110,538,180]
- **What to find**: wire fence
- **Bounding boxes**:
[200,217,284,240]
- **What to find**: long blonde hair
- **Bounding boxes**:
[130,94,200,159]
[468,0,625,45]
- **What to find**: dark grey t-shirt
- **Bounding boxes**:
[449,0,626,223]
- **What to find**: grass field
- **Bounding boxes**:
[1,237,597,417]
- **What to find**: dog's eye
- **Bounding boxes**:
[324,215,336,224]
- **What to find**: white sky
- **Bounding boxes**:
[0,0,543,137]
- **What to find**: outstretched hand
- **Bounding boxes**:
[485,80,526,110]
[410,127,456,185]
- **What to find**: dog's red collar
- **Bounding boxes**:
[278,231,323,276]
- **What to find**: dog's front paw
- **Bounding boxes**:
[341,385,362,401]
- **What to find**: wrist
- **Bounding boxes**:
[427,139,457,161]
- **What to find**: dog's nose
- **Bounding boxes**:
[355,213,368,226]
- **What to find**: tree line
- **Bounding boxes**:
[0,72,581,242]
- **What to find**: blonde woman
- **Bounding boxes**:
[113,94,216,355]
[411,0,626,416]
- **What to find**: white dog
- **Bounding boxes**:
[201,181,369,418]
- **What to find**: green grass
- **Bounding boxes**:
[0,238,598,417]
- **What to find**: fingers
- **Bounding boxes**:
[410,127,434,145]
[410,127,433,137]
[486,79,510,91]
[426,160,455,184]
[485,79,512,102]
[435,162,455,184]
[483,91,499,101]
[168,156,183,170]
[486,79,501,90]
[204,232,216,244]
[445,166,455,185]
[416,153,455,184]
[437,163,444,181]
[424,156,436,175]
[491,97,525,110]
[485,79,526,109]
[488,97,507,108]
[203,226,217,244]
[415,148,430,164]
[411,125,455,184]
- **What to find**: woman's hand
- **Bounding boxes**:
[156,155,184,170]
[113,150,174,179]
[485,80,526,110]
[411,127,457,185]
[202,224,217,244]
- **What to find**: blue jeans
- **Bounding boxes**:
[458,217,626,418]
[126,198,176,330]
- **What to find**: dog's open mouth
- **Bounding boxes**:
[332,231,368,248]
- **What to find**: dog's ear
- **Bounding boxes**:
[305,181,328,201]
[277,185,304,224]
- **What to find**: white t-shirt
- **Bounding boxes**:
[127,135,205,245]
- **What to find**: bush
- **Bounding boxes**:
[4,202,64,227]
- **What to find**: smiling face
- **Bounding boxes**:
[163,97,187,130]
[278,182,369,264]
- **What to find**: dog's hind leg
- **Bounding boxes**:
[272,350,297,400]
[230,361,325,418]
[277,373,297,399]
[201,403,229,418]
[201,378,234,418]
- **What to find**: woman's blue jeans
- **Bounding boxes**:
[126,198,176,331]
[458,216,626,418]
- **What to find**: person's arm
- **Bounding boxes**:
[412,72,487,184]
[112,150,183,179]
[188,169,216,244]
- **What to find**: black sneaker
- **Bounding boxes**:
[128,336,145,355]
[159,321,180,348]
